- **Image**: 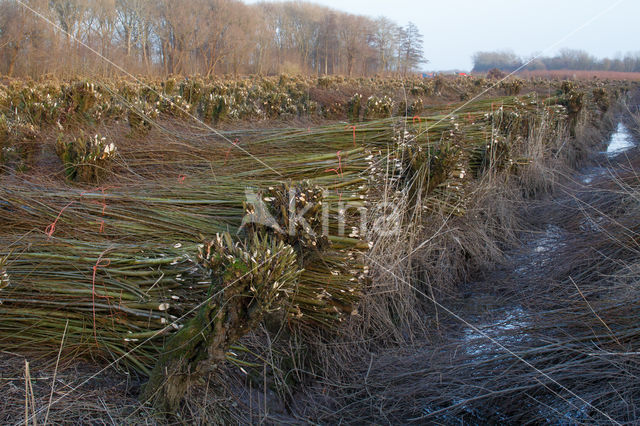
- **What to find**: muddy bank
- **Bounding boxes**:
[432,119,639,422]
[464,119,636,345]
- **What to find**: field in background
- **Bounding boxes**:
[520,70,640,81]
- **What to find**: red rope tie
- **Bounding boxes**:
[83,187,109,234]
[325,150,343,178]
[224,138,239,165]
[413,116,423,137]
[325,150,344,202]
[178,174,187,184]
[45,201,76,238]
[70,185,115,235]
[346,125,357,147]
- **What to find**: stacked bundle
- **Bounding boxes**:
[0,86,614,378]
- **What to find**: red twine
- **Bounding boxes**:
[466,113,473,124]
[413,116,423,136]
[224,138,239,165]
[45,201,76,238]
[46,186,113,238]
[84,186,109,234]
[346,126,357,147]
[325,150,344,178]
[326,150,344,202]
[44,189,118,344]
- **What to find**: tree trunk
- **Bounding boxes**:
[140,231,300,415]
[140,273,261,413]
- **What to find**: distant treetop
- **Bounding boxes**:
[472,49,640,73]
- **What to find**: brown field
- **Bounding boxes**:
[519,69,640,81]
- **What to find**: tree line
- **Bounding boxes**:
[473,49,640,73]
[0,0,426,78]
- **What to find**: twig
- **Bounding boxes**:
[44,320,68,425]
[569,276,623,348]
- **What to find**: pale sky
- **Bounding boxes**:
[246,0,639,71]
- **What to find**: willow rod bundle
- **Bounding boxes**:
[0,89,606,379]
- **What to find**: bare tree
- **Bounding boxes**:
[398,22,425,75]
[338,14,370,76]
[198,0,236,76]
[372,17,401,74]
[0,0,430,77]
[0,0,49,76]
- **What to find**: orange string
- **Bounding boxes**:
[224,138,239,165]
[325,150,343,178]
[45,201,76,238]
[46,188,117,344]
[346,125,357,147]
[413,116,422,137]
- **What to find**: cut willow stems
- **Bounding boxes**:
[0,88,613,381]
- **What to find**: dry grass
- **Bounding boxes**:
[289,114,640,424]
[273,105,604,422]
[0,352,150,424]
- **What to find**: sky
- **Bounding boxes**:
[245,0,640,71]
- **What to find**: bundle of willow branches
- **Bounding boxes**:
[0,86,617,380]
